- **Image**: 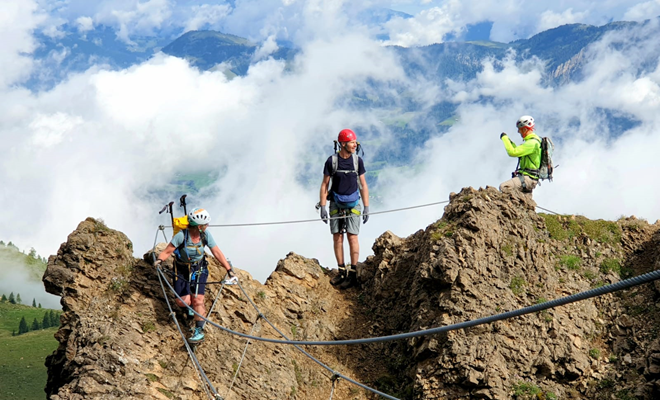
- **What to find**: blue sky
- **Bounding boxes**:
[2,0,660,284]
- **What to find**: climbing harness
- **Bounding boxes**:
[329,208,359,233]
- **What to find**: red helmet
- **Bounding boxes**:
[338,129,357,142]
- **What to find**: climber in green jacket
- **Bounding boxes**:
[499,115,542,197]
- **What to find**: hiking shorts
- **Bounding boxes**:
[173,258,209,297]
[329,202,362,235]
[500,175,538,194]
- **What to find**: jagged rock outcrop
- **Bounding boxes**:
[43,188,660,399]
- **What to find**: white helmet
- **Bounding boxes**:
[516,115,535,129]
[188,208,211,226]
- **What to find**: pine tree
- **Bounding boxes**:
[8,292,15,304]
[1,294,6,302]
[32,298,37,307]
[18,317,28,335]
[31,318,40,331]
[38,303,42,308]
[49,310,60,327]
[42,313,51,329]
[0,240,5,246]
[16,293,21,304]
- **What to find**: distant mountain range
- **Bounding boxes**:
[32,18,648,89]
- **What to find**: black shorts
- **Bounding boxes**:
[173,258,209,297]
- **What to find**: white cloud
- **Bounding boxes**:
[75,15,94,32]
[253,34,279,61]
[30,112,83,148]
[0,264,61,309]
[110,0,173,43]
[624,0,660,20]
[538,8,590,32]
[41,18,67,38]
[0,0,44,88]
[383,4,459,46]
[182,4,231,32]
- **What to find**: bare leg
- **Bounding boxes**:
[333,233,345,265]
[191,294,206,322]
[347,233,359,265]
[176,295,191,308]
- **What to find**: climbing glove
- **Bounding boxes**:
[500,132,507,139]
[362,206,369,224]
[225,268,239,285]
[320,206,329,224]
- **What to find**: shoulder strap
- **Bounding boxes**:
[175,229,190,259]
[328,154,338,199]
[201,231,208,247]
[331,154,338,176]
[352,153,362,190]
[180,229,189,249]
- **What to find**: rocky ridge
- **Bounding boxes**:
[43,187,660,399]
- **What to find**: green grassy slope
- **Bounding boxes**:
[0,302,60,400]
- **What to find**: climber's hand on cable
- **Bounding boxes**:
[225,269,238,285]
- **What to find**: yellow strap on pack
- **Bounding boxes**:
[172,216,189,237]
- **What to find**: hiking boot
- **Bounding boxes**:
[188,327,205,343]
[330,266,347,286]
[338,265,357,289]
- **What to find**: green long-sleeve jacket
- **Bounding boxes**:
[502,133,542,179]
